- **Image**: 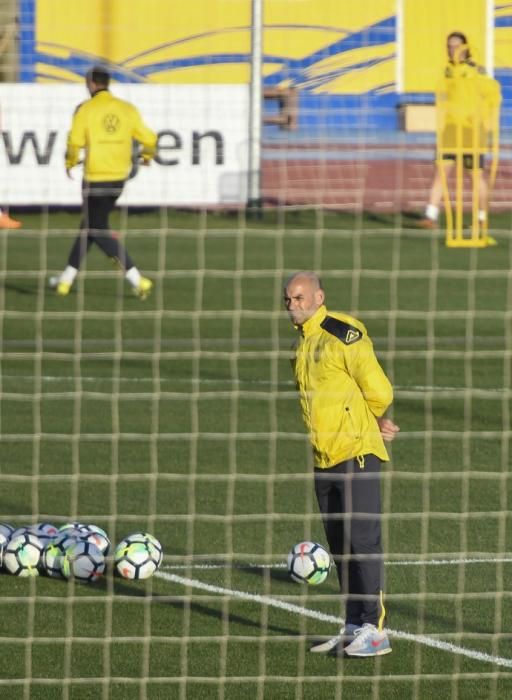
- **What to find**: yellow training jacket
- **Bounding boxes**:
[291,305,393,468]
[440,60,501,130]
[65,89,157,182]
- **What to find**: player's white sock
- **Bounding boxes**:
[125,266,141,288]
[478,210,487,223]
[60,265,78,284]
[425,204,439,221]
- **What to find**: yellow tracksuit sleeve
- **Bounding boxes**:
[132,110,158,163]
[65,104,87,171]
[342,329,394,418]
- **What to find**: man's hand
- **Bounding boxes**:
[65,159,82,179]
[377,417,400,442]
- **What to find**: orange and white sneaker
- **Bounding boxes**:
[0,213,21,229]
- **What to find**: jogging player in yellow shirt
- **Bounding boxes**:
[52,66,157,299]
[284,271,399,657]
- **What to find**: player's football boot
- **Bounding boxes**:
[56,281,72,296]
[343,623,392,657]
[0,213,22,229]
[417,217,437,229]
[133,277,153,300]
[309,623,358,654]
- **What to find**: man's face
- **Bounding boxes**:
[447,36,467,62]
[284,277,324,326]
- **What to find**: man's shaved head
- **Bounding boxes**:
[285,271,323,292]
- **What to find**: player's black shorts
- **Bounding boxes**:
[441,153,485,169]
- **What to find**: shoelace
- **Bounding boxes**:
[352,624,377,642]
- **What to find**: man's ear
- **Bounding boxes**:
[316,288,325,305]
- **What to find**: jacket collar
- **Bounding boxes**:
[298,304,327,337]
[92,88,110,98]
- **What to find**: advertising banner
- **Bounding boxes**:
[0,84,249,206]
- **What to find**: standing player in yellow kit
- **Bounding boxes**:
[419,32,500,231]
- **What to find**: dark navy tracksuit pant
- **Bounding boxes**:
[314,453,385,628]
[67,180,135,271]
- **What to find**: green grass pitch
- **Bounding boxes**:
[0,208,511,699]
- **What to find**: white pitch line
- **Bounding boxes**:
[161,555,512,571]
[1,375,506,394]
[155,569,342,626]
[389,629,512,668]
[0,374,294,386]
[388,556,512,567]
[155,570,512,669]
[163,563,288,570]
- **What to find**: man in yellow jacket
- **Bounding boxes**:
[51,66,157,299]
[284,271,399,657]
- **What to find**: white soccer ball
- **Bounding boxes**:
[122,532,163,567]
[61,540,105,583]
[0,523,14,567]
[287,541,331,585]
[42,532,79,578]
[114,532,163,580]
[59,521,86,534]
[29,522,60,545]
[3,533,44,577]
[9,526,30,540]
[77,524,111,555]
[0,523,13,548]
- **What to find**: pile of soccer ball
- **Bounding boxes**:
[0,521,163,583]
[287,540,331,585]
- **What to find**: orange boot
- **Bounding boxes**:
[0,213,22,229]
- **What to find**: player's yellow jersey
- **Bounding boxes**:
[65,89,157,182]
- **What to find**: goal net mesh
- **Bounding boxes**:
[0,1,511,698]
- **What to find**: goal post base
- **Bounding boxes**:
[445,235,497,248]
[246,197,263,220]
